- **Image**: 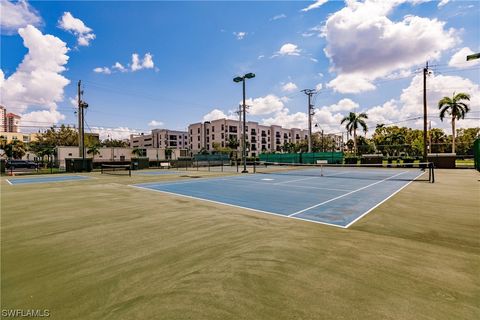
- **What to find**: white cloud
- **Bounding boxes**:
[112,62,127,72]
[95,54,154,74]
[148,120,164,127]
[58,12,96,46]
[282,82,298,92]
[93,67,111,74]
[245,94,286,115]
[438,0,449,8]
[301,0,328,12]
[202,109,237,122]
[364,99,403,127]
[262,109,308,129]
[258,55,265,60]
[278,43,301,56]
[324,98,359,112]
[448,47,480,68]
[131,53,155,71]
[271,14,287,21]
[20,109,66,131]
[400,73,479,126]
[0,0,42,35]
[0,25,69,128]
[327,74,376,94]
[89,127,140,140]
[316,83,323,91]
[233,31,247,40]
[148,120,163,127]
[323,0,458,93]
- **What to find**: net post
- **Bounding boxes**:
[253,159,256,173]
[208,159,210,172]
[429,162,435,183]
[221,159,224,172]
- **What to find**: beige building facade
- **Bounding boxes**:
[0,132,38,144]
[130,129,188,149]
[188,119,309,157]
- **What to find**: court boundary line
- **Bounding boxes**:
[5,175,92,185]
[344,170,426,228]
[288,170,408,217]
[128,184,347,229]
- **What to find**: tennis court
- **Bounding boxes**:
[133,164,431,228]
[6,175,90,185]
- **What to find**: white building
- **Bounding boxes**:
[188,119,309,157]
[130,129,188,149]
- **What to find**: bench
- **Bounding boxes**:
[316,160,328,164]
[160,162,171,169]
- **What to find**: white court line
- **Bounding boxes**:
[270,170,352,185]
[128,184,347,229]
[344,170,426,228]
[5,179,12,185]
[218,176,351,192]
[288,171,408,217]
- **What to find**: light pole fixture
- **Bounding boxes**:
[233,72,255,173]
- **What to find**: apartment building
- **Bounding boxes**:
[130,129,188,149]
[0,132,38,144]
[0,106,6,132]
[0,106,21,133]
[6,113,20,133]
[188,119,309,157]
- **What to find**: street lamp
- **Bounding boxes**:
[233,72,255,173]
[314,123,324,152]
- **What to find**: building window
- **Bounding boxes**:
[198,128,200,134]
[212,126,215,132]
[221,133,224,139]
[221,124,224,131]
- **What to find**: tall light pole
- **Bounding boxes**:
[233,72,255,173]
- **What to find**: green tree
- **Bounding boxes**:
[340,112,368,154]
[4,140,26,159]
[226,137,239,149]
[438,92,471,153]
[455,127,480,155]
[39,125,78,146]
[87,144,101,161]
[131,148,145,157]
[102,139,129,148]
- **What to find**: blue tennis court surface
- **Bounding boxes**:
[132,167,426,228]
[6,175,90,185]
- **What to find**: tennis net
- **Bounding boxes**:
[101,164,132,176]
[254,161,435,183]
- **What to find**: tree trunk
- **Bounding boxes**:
[353,129,357,155]
[451,116,456,154]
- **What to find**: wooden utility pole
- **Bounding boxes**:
[77,80,83,159]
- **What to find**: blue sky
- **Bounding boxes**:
[1,0,479,139]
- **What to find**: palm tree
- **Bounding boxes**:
[87,144,101,162]
[131,148,144,158]
[438,92,471,153]
[340,112,368,154]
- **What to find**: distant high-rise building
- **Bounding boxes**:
[6,113,21,133]
[0,105,6,132]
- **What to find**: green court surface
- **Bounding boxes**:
[1,169,479,320]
